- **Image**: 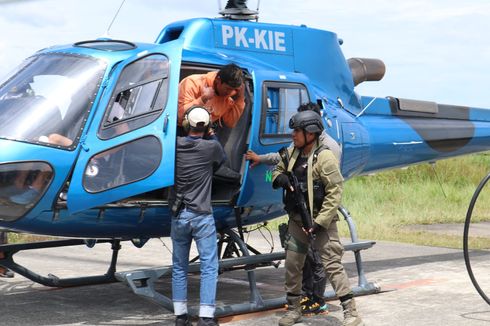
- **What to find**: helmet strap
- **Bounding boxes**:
[299,129,316,151]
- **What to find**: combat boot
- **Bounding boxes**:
[278,295,302,326]
[341,298,364,326]
[175,314,192,326]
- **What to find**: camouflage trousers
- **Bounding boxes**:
[284,217,352,298]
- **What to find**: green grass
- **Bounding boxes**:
[340,152,490,248]
[266,152,490,249]
[5,233,55,244]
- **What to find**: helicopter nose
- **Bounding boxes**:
[0,161,54,222]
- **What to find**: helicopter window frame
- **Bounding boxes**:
[259,81,310,144]
[98,54,170,140]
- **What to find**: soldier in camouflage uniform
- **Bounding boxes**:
[272,110,363,326]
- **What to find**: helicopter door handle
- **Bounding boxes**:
[162,114,169,134]
[80,135,90,152]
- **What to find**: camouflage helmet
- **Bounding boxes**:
[289,110,324,133]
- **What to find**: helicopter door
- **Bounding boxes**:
[237,70,311,207]
[67,45,182,213]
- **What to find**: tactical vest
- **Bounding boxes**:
[281,145,327,220]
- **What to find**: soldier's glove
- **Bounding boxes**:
[273,173,292,190]
[310,223,323,235]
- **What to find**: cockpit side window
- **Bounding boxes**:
[259,82,309,144]
[98,54,169,140]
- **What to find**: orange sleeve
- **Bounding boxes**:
[177,76,205,126]
[222,94,245,128]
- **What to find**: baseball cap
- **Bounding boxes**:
[187,106,210,128]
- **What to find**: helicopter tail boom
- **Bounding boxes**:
[350,96,490,176]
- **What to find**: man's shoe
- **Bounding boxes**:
[0,267,14,278]
[341,299,364,326]
[300,295,312,307]
[197,317,219,326]
[302,299,328,316]
[175,314,192,326]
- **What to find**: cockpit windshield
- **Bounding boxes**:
[0,53,106,149]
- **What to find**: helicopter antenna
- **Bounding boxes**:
[103,0,126,38]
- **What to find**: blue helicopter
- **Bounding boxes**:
[1,1,490,316]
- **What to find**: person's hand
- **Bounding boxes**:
[273,173,293,191]
[308,223,322,235]
[231,84,245,101]
[202,86,215,103]
[245,150,261,168]
[207,127,216,137]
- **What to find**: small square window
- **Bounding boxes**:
[260,82,309,144]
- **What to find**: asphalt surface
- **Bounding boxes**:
[1,229,490,326]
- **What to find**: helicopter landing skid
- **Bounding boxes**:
[116,228,286,316]
[116,217,380,317]
[0,239,120,287]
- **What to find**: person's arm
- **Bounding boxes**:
[245,151,281,167]
[178,77,207,125]
[221,84,245,128]
[47,133,73,147]
[259,152,281,165]
[314,151,343,228]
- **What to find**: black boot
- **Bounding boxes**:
[197,317,219,326]
[175,314,192,326]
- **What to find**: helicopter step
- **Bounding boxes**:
[116,209,378,317]
[0,238,120,287]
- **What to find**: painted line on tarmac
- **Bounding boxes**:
[382,278,440,290]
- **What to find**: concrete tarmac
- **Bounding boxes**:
[1,230,490,326]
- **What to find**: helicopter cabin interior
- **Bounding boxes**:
[178,63,252,203]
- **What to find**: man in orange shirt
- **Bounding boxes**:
[178,64,245,129]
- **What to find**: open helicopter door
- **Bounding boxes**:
[237,70,312,207]
[67,43,182,213]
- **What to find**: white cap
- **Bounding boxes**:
[187,106,210,128]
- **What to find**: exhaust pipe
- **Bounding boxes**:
[348,58,386,86]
